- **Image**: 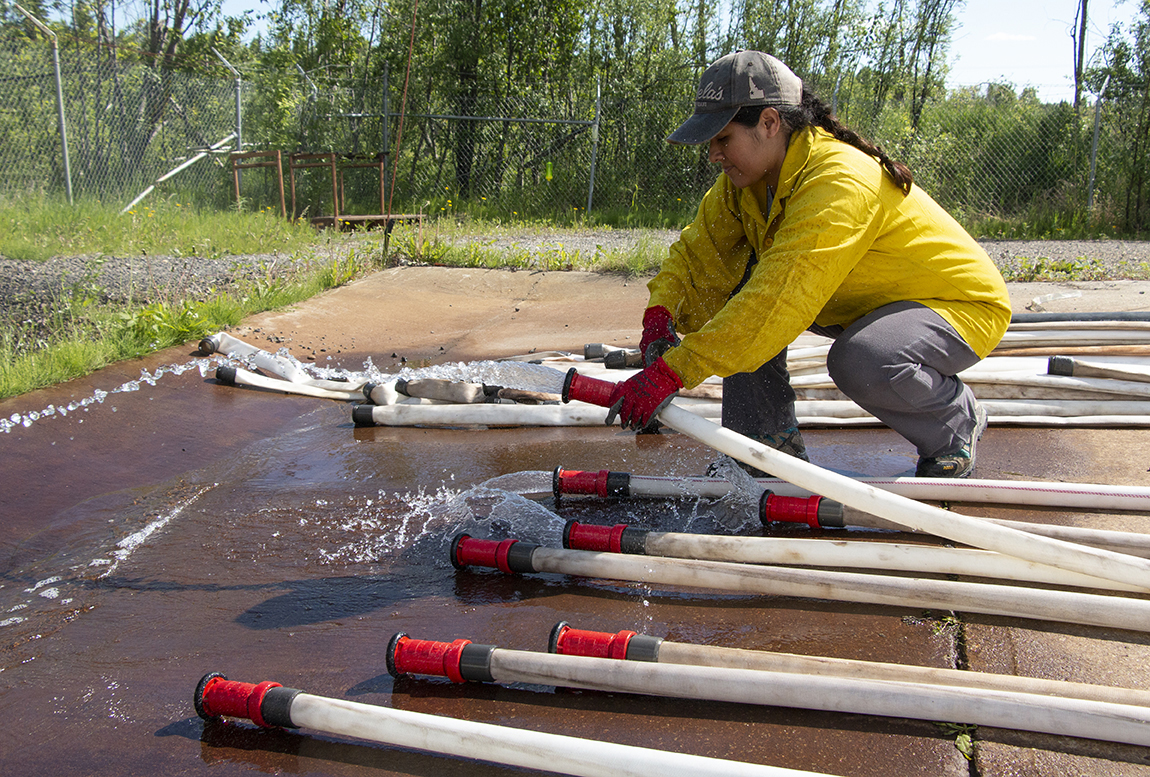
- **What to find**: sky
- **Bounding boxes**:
[214,0,1141,104]
[945,0,1141,102]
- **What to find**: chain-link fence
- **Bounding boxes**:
[279,77,604,220]
[0,36,238,206]
[0,34,1140,232]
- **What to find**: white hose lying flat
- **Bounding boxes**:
[204,332,312,382]
[791,368,1150,401]
[648,640,1150,708]
[639,533,1140,592]
[1052,357,1150,384]
[659,402,1150,590]
[366,401,648,426]
[528,547,1150,631]
[795,385,1123,401]
[832,508,1150,557]
[966,355,1150,372]
[286,693,820,777]
[964,372,1150,399]
[797,399,1150,418]
[483,649,1150,748]
[798,414,1150,427]
[220,366,365,400]
[205,332,369,392]
[623,472,1150,511]
[996,330,1150,347]
[1007,321,1150,331]
[359,401,1150,427]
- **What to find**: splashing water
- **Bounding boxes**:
[706,456,766,531]
[2,346,570,434]
[306,473,566,566]
[91,486,214,579]
[1,359,216,434]
[389,361,568,395]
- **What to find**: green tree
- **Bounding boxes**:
[1095,1,1150,231]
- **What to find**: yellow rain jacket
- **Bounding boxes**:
[651,126,1011,390]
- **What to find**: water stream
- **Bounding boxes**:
[3,347,569,434]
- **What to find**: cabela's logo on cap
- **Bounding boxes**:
[696,80,724,103]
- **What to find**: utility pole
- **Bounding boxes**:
[1074,0,1089,112]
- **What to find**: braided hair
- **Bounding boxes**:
[732,89,913,195]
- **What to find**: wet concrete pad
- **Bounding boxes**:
[3,267,1150,776]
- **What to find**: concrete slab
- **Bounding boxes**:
[2,267,1149,776]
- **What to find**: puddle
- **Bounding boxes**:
[0,342,971,776]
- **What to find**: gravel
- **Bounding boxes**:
[4,233,1150,346]
[0,250,336,348]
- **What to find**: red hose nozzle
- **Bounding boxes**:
[549,622,636,659]
[760,491,824,528]
[563,521,648,555]
[564,521,628,552]
[387,633,471,682]
[450,534,539,573]
[194,673,295,728]
[386,633,497,683]
[548,622,662,662]
[552,467,632,499]
[562,368,617,408]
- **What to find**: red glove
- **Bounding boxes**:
[639,306,679,366]
[605,357,684,430]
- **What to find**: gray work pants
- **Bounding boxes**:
[722,300,982,458]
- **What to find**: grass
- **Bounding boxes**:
[0,197,673,399]
[396,216,668,276]
[0,191,398,398]
[0,193,321,262]
[956,195,1138,241]
[997,255,1150,282]
[0,246,383,399]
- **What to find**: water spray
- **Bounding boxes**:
[2,358,212,434]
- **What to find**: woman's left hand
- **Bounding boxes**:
[605,357,684,430]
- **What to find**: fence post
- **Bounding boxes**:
[15,3,72,204]
[382,61,390,206]
[213,48,243,196]
[1088,74,1110,210]
[586,77,601,213]
[235,77,243,153]
[213,48,243,153]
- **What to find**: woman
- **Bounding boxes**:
[607,50,1011,478]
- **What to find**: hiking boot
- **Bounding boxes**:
[915,403,988,478]
[706,427,810,478]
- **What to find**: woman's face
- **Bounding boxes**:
[708,107,788,190]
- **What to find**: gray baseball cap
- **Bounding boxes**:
[667,51,803,145]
